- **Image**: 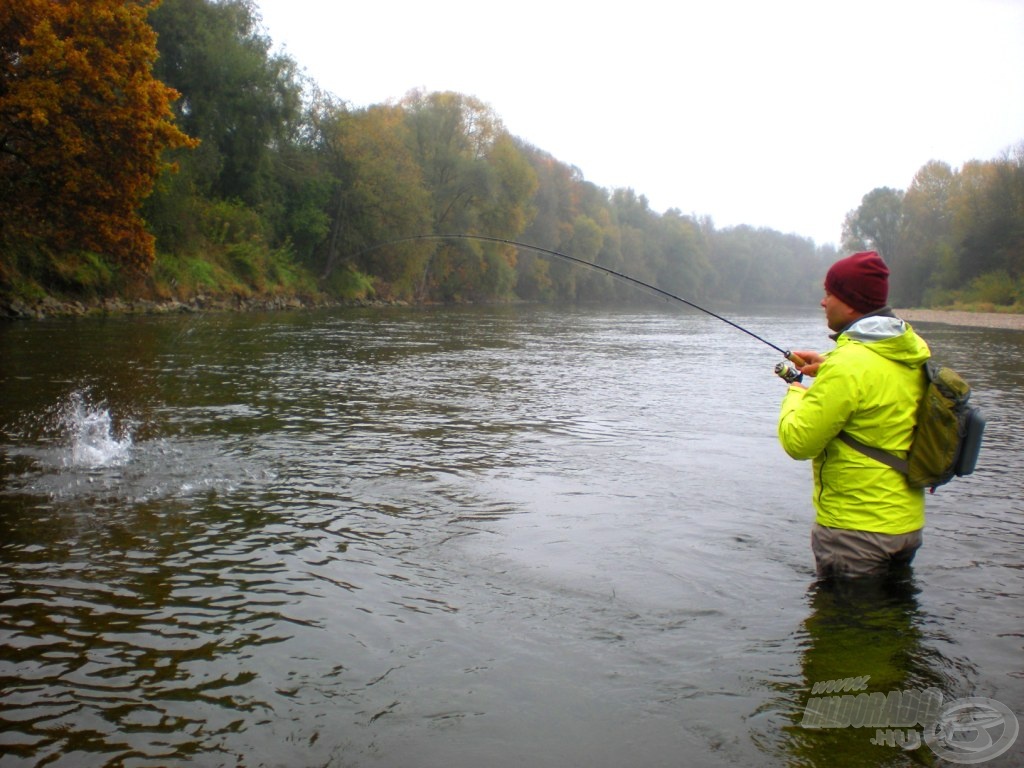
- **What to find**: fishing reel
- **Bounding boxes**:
[774,360,804,384]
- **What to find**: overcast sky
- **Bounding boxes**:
[254,0,1024,247]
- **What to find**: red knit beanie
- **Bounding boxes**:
[824,251,889,313]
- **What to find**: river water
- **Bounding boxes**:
[0,305,1021,768]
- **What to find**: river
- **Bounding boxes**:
[1,305,1021,768]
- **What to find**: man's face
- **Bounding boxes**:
[821,290,857,332]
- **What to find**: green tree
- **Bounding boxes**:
[309,98,432,299]
[403,90,500,229]
[706,226,765,303]
[478,134,538,238]
[706,225,824,306]
[957,151,1024,283]
[841,187,905,261]
[605,189,659,301]
[402,90,536,301]
[519,148,586,300]
[653,210,711,301]
[149,0,302,207]
[899,161,958,304]
[401,90,493,299]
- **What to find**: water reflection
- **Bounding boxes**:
[765,575,966,767]
[0,492,351,765]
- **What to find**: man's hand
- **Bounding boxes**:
[789,350,825,377]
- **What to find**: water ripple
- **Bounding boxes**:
[1,308,1022,767]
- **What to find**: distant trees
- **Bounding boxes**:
[843,147,1024,307]
[401,90,537,301]
[0,0,196,273]
[3,0,1017,312]
[149,0,302,205]
[841,188,904,265]
[898,161,958,304]
[307,96,432,295]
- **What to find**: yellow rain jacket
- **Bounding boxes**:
[778,316,931,534]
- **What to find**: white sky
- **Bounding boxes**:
[254,0,1024,247]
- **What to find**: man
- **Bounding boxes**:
[778,251,932,579]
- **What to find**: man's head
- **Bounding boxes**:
[822,251,889,331]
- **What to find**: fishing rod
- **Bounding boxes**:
[363,234,807,367]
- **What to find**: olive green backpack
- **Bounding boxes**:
[838,361,985,491]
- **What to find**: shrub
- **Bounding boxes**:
[964,270,1016,306]
[322,265,375,300]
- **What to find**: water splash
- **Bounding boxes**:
[2,391,266,504]
[61,391,132,468]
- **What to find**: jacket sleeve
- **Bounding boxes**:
[778,358,860,460]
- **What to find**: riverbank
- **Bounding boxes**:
[897,308,1024,331]
[0,293,399,320]
[3,294,1023,330]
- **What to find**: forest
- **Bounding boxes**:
[1,0,1022,315]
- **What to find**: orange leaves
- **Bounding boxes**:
[0,0,197,274]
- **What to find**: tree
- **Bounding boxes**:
[402,90,500,229]
[956,154,1024,283]
[519,147,586,300]
[899,161,958,304]
[478,134,537,239]
[841,187,904,261]
[653,210,711,301]
[149,0,302,207]
[401,90,537,301]
[704,224,824,306]
[309,98,432,298]
[0,0,197,273]
[841,187,908,303]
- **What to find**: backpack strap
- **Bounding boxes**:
[836,431,909,475]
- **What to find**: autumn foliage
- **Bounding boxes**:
[0,0,1017,310]
[0,0,197,273]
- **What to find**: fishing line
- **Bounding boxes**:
[363,234,802,362]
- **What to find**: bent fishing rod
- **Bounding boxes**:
[361,234,807,366]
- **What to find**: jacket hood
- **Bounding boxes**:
[840,315,931,366]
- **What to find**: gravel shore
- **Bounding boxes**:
[2,295,1021,328]
[896,309,1024,331]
